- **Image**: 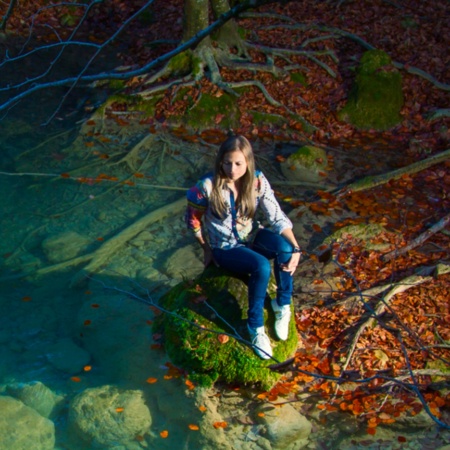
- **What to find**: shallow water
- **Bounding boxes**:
[0,113,214,449]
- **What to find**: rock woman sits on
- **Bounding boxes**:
[185,135,302,359]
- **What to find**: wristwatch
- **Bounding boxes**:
[293,247,301,253]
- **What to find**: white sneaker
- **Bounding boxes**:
[271,299,291,341]
[247,324,272,360]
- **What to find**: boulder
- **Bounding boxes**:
[68,385,152,448]
[0,396,55,450]
[280,145,328,183]
[153,266,298,389]
[256,402,312,449]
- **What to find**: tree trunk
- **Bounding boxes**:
[183,0,244,52]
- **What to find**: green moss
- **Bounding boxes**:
[338,49,403,130]
[168,51,193,76]
[94,93,163,118]
[290,72,308,86]
[290,145,327,169]
[179,92,241,131]
[108,79,126,91]
[153,266,298,389]
[249,111,287,127]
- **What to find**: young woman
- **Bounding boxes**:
[185,135,301,359]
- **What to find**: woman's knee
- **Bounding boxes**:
[255,257,271,279]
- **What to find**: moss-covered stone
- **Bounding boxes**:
[338,49,403,130]
[153,266,298,389]
[281,145,328,182]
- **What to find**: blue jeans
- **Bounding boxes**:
[212,228,294,329]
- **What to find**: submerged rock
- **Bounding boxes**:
[0,396,55,450]
[154,266,298,389]
[6,381,62,419]
[68,385,152,448]
[41,231,90,263]
[45,338,91,373]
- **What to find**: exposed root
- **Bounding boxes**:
[110,133,156,171]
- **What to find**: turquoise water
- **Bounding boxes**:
[0,113,213,448]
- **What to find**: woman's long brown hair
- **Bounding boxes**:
[210,135,256,219]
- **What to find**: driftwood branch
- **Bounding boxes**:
[70,196,186,287]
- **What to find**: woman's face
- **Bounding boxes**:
[222,150,248,183]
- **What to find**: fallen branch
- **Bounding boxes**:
[336,148,450,196]
[382,212,450,261]
[340,263,450,374]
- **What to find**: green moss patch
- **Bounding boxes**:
[153,266,298,389]
[338,49,403,130]
[179,92,241,131]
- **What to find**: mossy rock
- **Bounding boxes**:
[281,145,328,182]
[338,49,403,130]
[153,266,298,389]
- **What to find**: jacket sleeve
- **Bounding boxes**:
[185,180,209,237]
[257,172,292,234]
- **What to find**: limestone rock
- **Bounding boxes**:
[256,402,312,449]
[280,145,328,183]
[68,385,152,448]
[41,231,90,263]
[6,381,62,418]
[0,396,55,450]
[45,338,91,373]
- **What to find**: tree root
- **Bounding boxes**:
[110,133,156,171]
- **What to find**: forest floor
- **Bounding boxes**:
[1,0,449,443]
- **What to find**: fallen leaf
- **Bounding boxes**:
[218,334,229,344]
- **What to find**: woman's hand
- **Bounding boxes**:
[203,245,218,267]
[280,251,301,275]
